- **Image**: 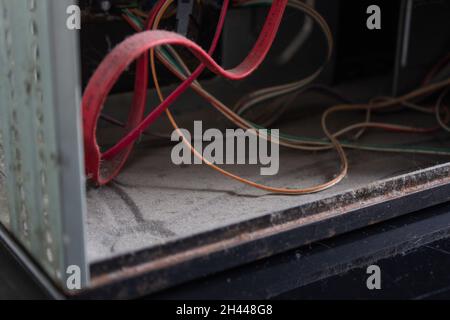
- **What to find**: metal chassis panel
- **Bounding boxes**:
[0,0,88,288]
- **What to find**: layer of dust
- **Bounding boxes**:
[86,76,450,262]
[86,124,450,262]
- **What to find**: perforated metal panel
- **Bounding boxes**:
[0,0,88,289]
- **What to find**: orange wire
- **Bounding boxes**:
[148,0,450,194]
[150,0,345,194]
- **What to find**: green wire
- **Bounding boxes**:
[122,9,184,73]
[122,9,450,156]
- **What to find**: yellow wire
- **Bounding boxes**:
[150,0,346,194]
[149,0,450,194]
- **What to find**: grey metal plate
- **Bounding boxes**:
[0,0,88,288]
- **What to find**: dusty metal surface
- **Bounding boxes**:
[82,75,450,296]
[84,162,450,298]
[86,108,450,263]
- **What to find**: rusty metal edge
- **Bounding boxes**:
[73,163,450,299]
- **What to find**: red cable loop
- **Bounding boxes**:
[82,0,288,185]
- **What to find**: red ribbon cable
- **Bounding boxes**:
[82,0,288,185]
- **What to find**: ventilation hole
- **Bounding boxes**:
[41,171,47,187]
[42,196,49,211]
[37,131,44,144]
[46,247,53,262]
[22,219,28,232]
[5,28,12,46]
[28,0,36,11]
[45,231,53,244]
[2,5,7,20]
[33,69,41,82]
[30,21,37,36]
[32,43,39,61]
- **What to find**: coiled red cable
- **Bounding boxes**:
[82,0,288,185]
